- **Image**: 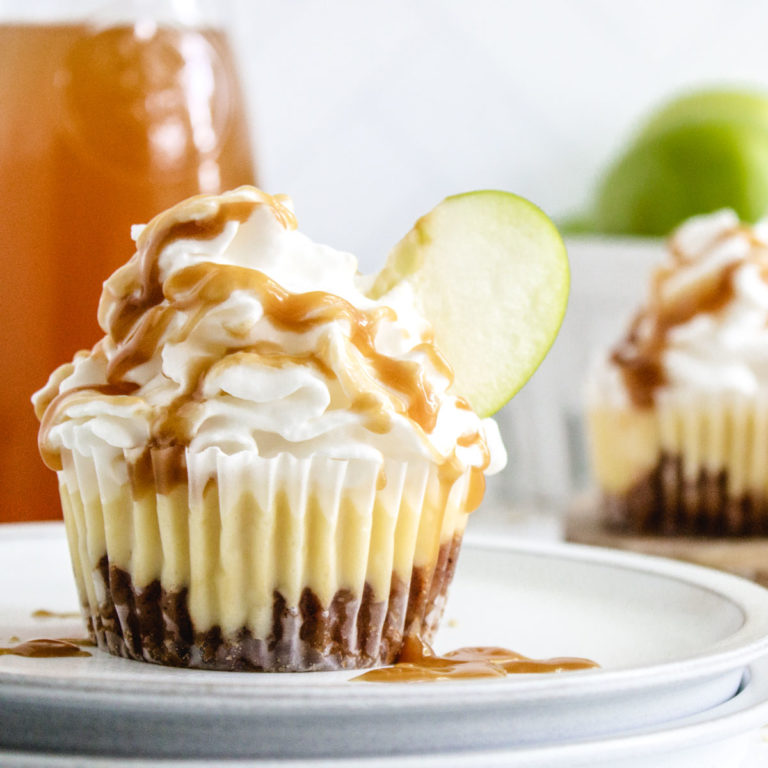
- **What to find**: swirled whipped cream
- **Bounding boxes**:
[33,187,505,490]
[610,209,768,407]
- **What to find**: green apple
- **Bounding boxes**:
[638,88,768,141]
[370,191,569,417]
[595,120,768,235]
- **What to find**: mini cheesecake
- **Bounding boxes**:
[588,210,768,536]
[34,188,505,670]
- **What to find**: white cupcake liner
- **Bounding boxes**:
[57,446,471,670]
[589,389,768,534]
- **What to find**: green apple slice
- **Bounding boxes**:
[369,191,569,417]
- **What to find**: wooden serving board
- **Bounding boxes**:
[566,496,768,587]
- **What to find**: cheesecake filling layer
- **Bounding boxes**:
[59,448,469,640]
[590,389,768,496]
[590,389,768,534]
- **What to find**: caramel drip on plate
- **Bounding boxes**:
[612,225,768,408]
[31,609,81,619]
[58,637,96,647]
[0,638,91,658]
[352,635,598,683]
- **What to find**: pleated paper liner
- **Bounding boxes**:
[57,446,471,670]
[590,390,768,535]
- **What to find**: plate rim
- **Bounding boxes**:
[2,522,768,708]
[1,658,766,767]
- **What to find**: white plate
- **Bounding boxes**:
[2,661,767,768]
[2,522,768,760]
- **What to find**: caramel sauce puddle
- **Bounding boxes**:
[352,636,598,683]
[0,638,91,658]
[31,609,82,619]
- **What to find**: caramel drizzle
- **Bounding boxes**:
[352,635,598,683]
[38,382,141,470]
[40,188,492,505]
[58,637,96,647]
[0,638,91,658]
[110,261,452,438]
[462,467,486,513]
[612,225,768,408]
[109,193,296,345]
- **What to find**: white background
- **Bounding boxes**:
[230,0,768,271]
[226,0,768,511]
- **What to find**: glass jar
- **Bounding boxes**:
[0,0,257,521]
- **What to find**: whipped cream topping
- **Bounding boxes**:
[610,210,768,407]
[34,187,505,487]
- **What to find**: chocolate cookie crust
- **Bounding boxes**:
[603,453,768,536]
[82,535,463,671]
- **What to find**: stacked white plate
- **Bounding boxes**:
[1,523,768,767]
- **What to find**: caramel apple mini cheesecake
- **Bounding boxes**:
[589,210,768,535]
[34,187,568,671]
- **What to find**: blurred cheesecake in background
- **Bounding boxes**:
[587,211,768,536]
[501,87,768,567]
[560,214,768,587]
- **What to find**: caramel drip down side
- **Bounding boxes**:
[38,382,141,470]
[612,225,768,408]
